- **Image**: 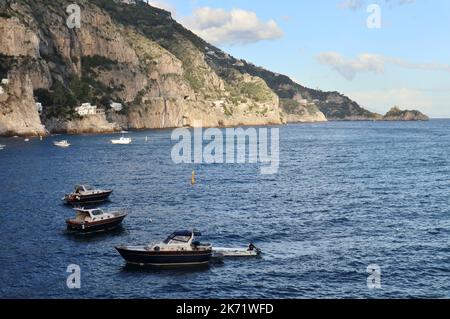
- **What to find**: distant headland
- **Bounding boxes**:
[382,106,429,121]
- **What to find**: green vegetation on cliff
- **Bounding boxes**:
[34,81,77,119]
[0,53,13,79]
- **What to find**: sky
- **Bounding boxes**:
[147,0,450,118]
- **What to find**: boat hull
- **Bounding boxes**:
[67,214,126,232]
[115,247,212,266]
[111,140,131,145]
[64,190,113,205]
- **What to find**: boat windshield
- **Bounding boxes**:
[164,234,191,244]
[75,186,83,193]
[76,185,93,192]
[91,210,103,216]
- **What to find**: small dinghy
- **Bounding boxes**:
[67,208,127,232]
[53,140,70,148]
[111,136,132,145]
[213,243,261,257]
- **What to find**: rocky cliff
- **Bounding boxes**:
[0,0,425,136]
[383,106,429,121]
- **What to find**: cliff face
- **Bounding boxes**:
[383,106,429,121]
[0,0,398,136]
[0,12,46,136]
[0,67,46,136]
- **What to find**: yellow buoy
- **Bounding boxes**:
[191,170,196,185]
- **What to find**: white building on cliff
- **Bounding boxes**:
[110,102,123,112]
[0,78,8,95]
[36,102,43,114]
[75,103,97,116]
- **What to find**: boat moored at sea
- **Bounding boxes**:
[111,136,132,145]
[0,144,5,150]
[66,208,127,232]
[63,184,113,205]
[116,230,212,266]
[53,140,71,148]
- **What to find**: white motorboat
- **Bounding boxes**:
[67,208,127,232]
[53,140,71,148]
[111,136,132,145]
[0,144,5,150]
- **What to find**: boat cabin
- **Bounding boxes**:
[73,208,109,222]
[163,230,202,245]
[74,185,93,193]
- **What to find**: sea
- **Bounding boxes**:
[1,120,449,298]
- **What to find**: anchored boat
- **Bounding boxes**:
[111,136,132,145]
[63,184,113,205]
[116,230,212,266]
[67,208,127,232]
[53,140,71,148]
[0,144,5,150]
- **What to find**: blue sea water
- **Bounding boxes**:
[0,120,449,299]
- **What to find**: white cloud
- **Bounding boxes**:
[182,7,283,46]
[146,0,176,15]
[383,0,416,7]
[316,52,450,80]
[316,52,385,80]
[338,0,415,10]
[338,0,365,10]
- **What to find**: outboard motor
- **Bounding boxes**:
[248,243,262,255]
